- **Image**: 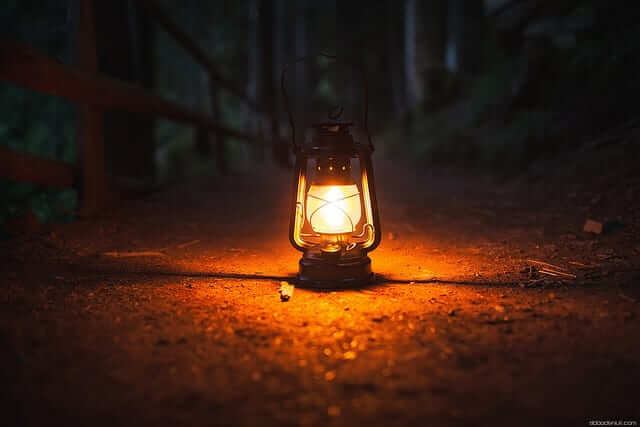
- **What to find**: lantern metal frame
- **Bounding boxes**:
[282,54,381,288]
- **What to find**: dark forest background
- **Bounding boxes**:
[2,0,640,229]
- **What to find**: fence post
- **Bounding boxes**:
[76,0,107,215]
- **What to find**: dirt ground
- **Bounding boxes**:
[2,149,640,426]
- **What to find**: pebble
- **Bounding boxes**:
[343,351,357,360]
[328,405,341,417]
[584,219,603,234]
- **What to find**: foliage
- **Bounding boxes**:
[382,0,640,175]
[0,0,77,230]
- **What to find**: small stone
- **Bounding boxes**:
[327,405,341,417]
[324,370,336,381]
[494,305,505,313]
[448,309,456,316]
[583,219,603,234]
[343,351,357,360]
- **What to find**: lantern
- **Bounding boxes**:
[282,55,381,287]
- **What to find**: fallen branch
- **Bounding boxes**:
[526,259,569,272]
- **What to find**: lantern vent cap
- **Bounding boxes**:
[304,121,358,156]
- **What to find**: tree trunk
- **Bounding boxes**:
[294,0,307,135]
[260,0,278,146]
[248,0,263,161]
[404,0,420,111]
[385,0,406,120]
[420,0,448,108]
[271,0,290,168]
[336,1,357,122]
[130,0,155,180]
[446,0,484,74]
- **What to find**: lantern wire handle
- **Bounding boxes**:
[281,53,374,153]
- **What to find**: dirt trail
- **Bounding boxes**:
[1,159,639,426]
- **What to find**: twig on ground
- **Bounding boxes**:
[539,268,576,279]
[539,269,560,277]
[177,239,200,249]
[279,281,294,302]
[526,259,568,272]
[619,293,637,303]
[568,261,597,268]
[102,251,166,258]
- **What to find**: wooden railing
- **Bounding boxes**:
[0,0,256,215]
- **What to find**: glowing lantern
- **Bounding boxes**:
[282,55,381,287]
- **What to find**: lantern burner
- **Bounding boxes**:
[299,246,372,287]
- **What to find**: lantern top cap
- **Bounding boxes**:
[304,121,359,156]
[311,121,354,137]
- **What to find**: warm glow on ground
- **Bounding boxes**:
[4,168,640,426]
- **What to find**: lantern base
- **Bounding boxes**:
[298,250,373,288]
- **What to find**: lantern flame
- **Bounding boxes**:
[306,184,362,234]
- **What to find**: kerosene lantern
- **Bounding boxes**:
[282,55,381,287]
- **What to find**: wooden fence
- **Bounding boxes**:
[0,0,256,215]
